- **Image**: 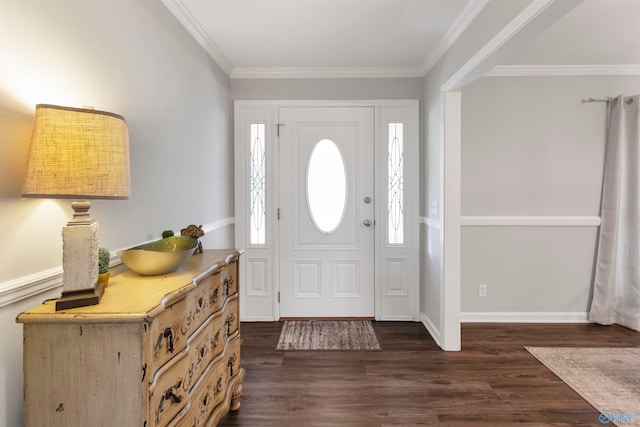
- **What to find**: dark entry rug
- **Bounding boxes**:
[276,320,381,351]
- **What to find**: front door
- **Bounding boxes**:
[279,107,374,318]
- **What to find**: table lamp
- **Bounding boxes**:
[22,104,130,310]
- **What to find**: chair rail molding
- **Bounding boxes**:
[0,217,235,308]
[419,216,442,230]
[460,216,601,227]
[0,268,63,309]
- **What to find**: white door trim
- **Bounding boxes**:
[436,0,583,351]
[235,100,419,322]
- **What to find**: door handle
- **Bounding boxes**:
[363,219,372,227]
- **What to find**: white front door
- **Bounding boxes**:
[279,107,375,318]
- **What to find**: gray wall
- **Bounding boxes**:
[460,75,640,315]
[421,0,533,333]
[231,77,424,101]
[0,2,233,425]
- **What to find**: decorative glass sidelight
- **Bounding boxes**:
[250,123,266,245]
[307,139,347,234]
[388,123,404,245]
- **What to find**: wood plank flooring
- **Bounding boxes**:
[218,322,640,426]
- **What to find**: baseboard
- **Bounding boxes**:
[460,312,591,323]
[241,317,277,322]
[380,315,416,321]
[420,312,443,348]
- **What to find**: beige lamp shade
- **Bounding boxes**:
[22,104,130,199]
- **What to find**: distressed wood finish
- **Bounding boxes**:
[17,249,244,427]
[219,322,640,426]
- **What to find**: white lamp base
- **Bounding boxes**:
[56,200,102,311]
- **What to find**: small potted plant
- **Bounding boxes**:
[98,247,111,288]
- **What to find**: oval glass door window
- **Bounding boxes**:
[307,139,347,233]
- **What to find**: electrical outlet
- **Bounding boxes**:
[479,284,487,297]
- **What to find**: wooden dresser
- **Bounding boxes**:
[17,249,244,427]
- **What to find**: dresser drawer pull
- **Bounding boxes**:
[154,327,176,358]
[156,379,184,423]
[164,385,183,404]
[201,392,210,411]
[223,278,234,296]
[164,327,175,353]
[228,354,237,377]
[225,314,235,336]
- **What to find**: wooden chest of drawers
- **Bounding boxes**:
[17,249,244,427]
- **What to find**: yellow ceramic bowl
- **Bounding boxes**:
[121,236,198,276]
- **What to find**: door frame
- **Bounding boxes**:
[235,100,419,322]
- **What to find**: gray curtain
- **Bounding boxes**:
[589,95,640,331]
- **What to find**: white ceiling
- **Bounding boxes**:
[163,0,640,78]
[501,0,640,66]
[163,0,473,77]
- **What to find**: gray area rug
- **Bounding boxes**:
[526,347,640,426]
[276,320,381,351]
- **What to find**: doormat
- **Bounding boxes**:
[526,347,640,426]
[276,320,381,351]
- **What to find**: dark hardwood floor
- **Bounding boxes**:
[219,322,640,426]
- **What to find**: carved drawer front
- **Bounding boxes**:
[221,261,238,299]
[180,279,216,340]
[148,350,190,427]
[180,314,224,394]
[175,335,242,427]
[225,334,242,384]
[149,297,188,375]
[181,295,239,394]
[198,269,224,314]
[222,295,239,340]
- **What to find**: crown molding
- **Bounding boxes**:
[162,0,492,80]
[231,66,425,79]
[161,0,233,76]
[420,0,490,76]
[442,0,583,91]
[486,64,640,76]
